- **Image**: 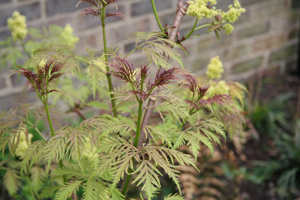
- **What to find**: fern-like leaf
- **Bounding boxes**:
[4,169,21,196]
[21,140,46,173]
[39,186,60,199]
[86,62,106,98]
[31,166,47,194]
[132,160,161,199]
[56,181,82,200]
[164,194,185,200]
[128,32,184,69]
[83,178,109,200]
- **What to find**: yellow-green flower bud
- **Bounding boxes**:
[223,23,234,35]
[206,80,229,97]
[206,56,224,80]
[11,124,33,158]
[59,24,79,47]
[81,137,99,166]
[7,11,28,41]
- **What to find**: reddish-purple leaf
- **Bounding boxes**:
[109,56,135,84]
[49,73,64,82]
[76,0,99,7]
[77,8,101,18]
[154,67,181,87]
[105,12,127,20]
[198,94,232,108]
[140,65,150,80]
[183,74,197,93]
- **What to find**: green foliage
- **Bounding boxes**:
[251,130,300,197]
[128,32,184,68]
[248,92,293,136]
[56,181,82,200]
[4,168,21,195]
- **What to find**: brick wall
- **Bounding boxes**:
[0,0,299,111]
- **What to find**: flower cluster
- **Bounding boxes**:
[206,56,224,80]
[187,0,219,19]
[59,24,79,47]
[11,124,33,158]
[187,0,245,35]
[223,23,234,35]
[222,0,246,23]
[206,80,229,97]
[7,11,28,41]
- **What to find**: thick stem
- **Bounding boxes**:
[101,7,118,118]
[151,0,164,32]
[44,103,68,184]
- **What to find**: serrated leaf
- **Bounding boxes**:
[109,185,124,200]
[83,178,109,200]
[4,169,21,195]
[31,166,47,193]
[87,101,111,111]
[56,181,82,200]
[39,186,60,199]
[164,194,185,200]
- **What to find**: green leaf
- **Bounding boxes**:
[214,29,220,42]
[86,62,106,98]
[132,160,161,199]
[21,140,46,174]
[128,32,184,69]
[51,168,83,177]
[164,194,185,200]
[56,181,82,200]
[87,101,111,111]
[39,186,60,199]
[4,169,21,195]
[31,166,47,193]
[83,178,111,200]
[109,185,124,200]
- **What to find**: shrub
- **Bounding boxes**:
[0,0,246,199]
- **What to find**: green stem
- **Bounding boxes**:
[184,18,198,40]
[151,0,164,32]
[101,7,118,118]
[122,81,144,196]
[126,43,144,57]
[44,103,68,184]
[20,40,31,59]
[194,23,213,31]
[26,121,46,141]
[134,101,144,147]
[26,175,36,200]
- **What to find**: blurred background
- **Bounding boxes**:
[0,0,300,199]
